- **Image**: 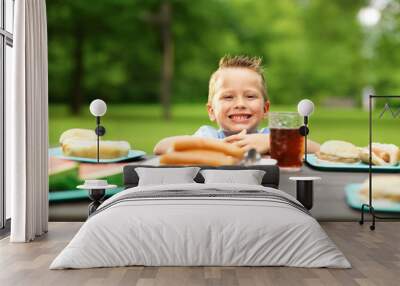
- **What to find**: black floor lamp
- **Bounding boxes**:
[77,99,115,216]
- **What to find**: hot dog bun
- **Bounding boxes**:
[360,176,400,202]
[173,137,245,159]
[59,128,97,144]
[62,140,131,159]
[316,140,360,163]
[160,150,238,166]
[359,143,399,166]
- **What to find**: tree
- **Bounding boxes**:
[47,0,371,113]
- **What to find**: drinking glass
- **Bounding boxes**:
[269,112,304,171]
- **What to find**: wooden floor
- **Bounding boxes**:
[0,222,399,286]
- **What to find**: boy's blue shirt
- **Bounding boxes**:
[193,125,270,139]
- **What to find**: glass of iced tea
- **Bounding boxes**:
[269,112,304,171]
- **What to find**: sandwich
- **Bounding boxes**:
[59,128,97,144]
[316,140,360,163]
[62,140,131,159]
[359,176,400,202]
[359,143,399,166]
[59,128,131,159]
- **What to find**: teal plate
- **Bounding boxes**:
[49,187,124,202]
[49,147,146,163]
[345,183,400,212]
[306,154,400,173]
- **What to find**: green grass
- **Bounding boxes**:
[49,104,400,154]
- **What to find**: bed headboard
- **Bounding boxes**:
[123,165,280,189]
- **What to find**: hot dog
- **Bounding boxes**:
[173,137,245,159]
[160,150,238,166]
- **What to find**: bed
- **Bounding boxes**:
[50,165,350,269]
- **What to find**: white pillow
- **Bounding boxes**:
[200,169,266,185]
[135,167,200,186]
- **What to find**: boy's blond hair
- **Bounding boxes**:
[208,55,268,103]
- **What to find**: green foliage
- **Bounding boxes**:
[47,0,399,108]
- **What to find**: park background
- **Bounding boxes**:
[48,0,400,156]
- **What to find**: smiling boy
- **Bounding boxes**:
[154,55,319,155]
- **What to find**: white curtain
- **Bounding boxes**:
[8,0,48,242]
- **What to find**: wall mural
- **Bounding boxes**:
[47,1,400,222]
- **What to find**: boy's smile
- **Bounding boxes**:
[207,67,269,133]
[228,113,252,123]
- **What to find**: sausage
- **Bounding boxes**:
[173,137,245,159]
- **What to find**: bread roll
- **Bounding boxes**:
[59,128,97,144]
[160,150,238,166]
[173,137,245,159]
[359,176,400,202]
[359,143,399,166]
[316,140,360,163]
[62,140,130,159]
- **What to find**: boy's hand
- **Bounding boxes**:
[223,129,247,143]
[224,131,270,154]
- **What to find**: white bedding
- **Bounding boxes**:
[50,183,351,269]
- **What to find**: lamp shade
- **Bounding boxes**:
[89,99,107,117]
[297,99,314,117]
